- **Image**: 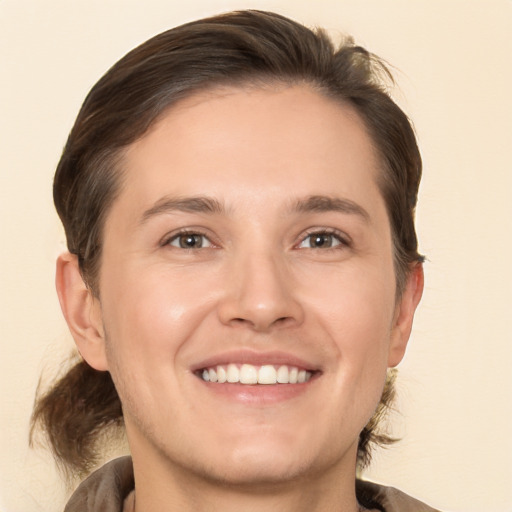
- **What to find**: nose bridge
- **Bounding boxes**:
[218,242,303,331]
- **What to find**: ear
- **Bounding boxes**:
[388,262,424,367]
[56,252,109,371]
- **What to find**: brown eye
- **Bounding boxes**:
[298,232,344,249]
[168,233,212,249]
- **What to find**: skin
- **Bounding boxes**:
[57,85,423,512]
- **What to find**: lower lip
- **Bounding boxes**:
[195,377,317,405]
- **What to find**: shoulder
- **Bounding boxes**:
[64,456,134,512]
[357,479,442,512]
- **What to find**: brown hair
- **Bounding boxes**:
[32,9,423,477]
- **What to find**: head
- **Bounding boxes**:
[35,10,423,479]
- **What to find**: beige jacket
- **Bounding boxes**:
[64,456,441,512]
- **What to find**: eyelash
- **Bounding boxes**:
[161,228,350,251]
[296,229,351,251]
[161,230,216,250]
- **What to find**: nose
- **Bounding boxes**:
[217,250,304,332]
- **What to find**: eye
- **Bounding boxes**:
[166,232,213,249]
[297,231,347,249]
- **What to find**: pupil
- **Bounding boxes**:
[313,234,331,248]
[180,234,201,248]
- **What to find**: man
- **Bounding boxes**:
[32,10,438,512]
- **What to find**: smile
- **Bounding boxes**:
[199,364,313,385]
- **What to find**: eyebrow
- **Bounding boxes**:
[140,195,224,224]
[290,195,370,223]
[139,194,370,224]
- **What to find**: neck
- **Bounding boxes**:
[129,446,364,512]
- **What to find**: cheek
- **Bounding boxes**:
[304,264,396,382]
[310,263,395,336]
[98,268,213,419]
[100,264,220,364]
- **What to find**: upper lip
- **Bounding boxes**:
[191,349,321,373]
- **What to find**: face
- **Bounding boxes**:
[70,85,421,486]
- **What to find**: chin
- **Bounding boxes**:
[199,452,313,488]
[186,434,333,488]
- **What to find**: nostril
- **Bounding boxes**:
[217,285,305,330]
[230,317,259,328]
[228,315,293,331]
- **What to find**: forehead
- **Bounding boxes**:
[114,84,385,222]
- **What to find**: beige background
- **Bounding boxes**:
[1,1,511,511]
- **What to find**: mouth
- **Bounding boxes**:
[196,364,314,385]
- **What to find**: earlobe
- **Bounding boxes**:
[56,252,109,371]
[388,262,424,367]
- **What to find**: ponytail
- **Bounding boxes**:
[357,369,398,469]
[30,355,123,478]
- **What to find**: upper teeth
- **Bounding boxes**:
[201,364,312,385]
